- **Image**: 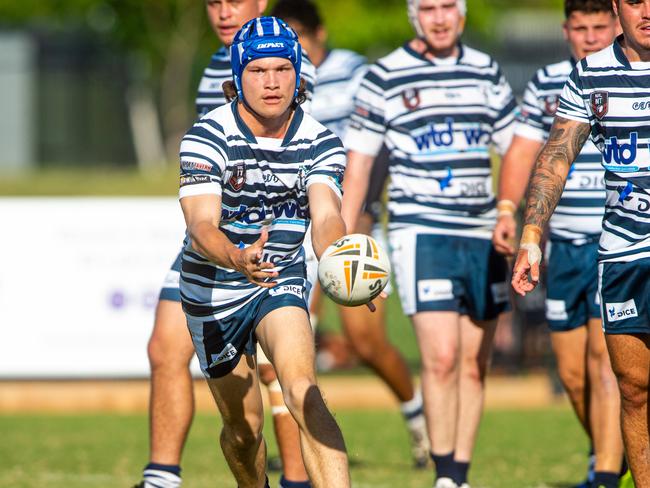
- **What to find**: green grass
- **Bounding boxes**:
[0,407,589,488]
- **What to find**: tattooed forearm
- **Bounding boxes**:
[523,117,591,229]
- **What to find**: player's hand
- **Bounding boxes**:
[511,245,541,296]
[492,214,517,256]
[234,228,278,288]
[365,291,388,312]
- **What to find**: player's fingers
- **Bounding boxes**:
[530,262,540,284]
[257,261,275,270]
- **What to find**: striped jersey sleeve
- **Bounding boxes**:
[305,132,346,199]
[557,65,590,123]
[488,65,518,156]
[179,120,228,199]
[345,63,388,157]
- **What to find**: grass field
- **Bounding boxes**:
[0,407,589,488]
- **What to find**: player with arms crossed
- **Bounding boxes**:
[178,17,350,488]
[342,1,517,486]
[271,0,430,468]
[512,0,650,484]
[492,2,625,486]
[136,2,317,487]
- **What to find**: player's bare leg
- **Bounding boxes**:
[454,316,497,464]
[147,300,195,466]
[257,307,350,488]
[605,333,650,486]
[586,318,623,474]
[258,362,309,484]
[206,355,267,488]
[413,311,460,475]
[550,327,591,435]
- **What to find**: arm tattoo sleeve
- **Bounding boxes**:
[523,117,591,229]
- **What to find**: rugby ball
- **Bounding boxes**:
[318,233,391,306]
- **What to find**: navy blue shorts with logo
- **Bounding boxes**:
[158,251,182,302]
[186,277,309,378]
[599,260,650,334]
[389,232,510,320]
[545,240,600,332]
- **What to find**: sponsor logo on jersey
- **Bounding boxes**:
[590,91,609,119]
[228,162,246,191]
[603,133,637,167]
[606,299,638,322]
[632,101,650,111]
[269,284,304,298]
[181,160,213,172]
[209,343,238,368]
[412,118,489,151]
[180,174,211,187]
[220,197,308,224]
[544,95,559,116]
[402,88,421,110]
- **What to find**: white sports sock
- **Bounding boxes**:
[400,390,424,420]
[143,468,182,488]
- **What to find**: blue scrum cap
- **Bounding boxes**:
[230,16,302,102]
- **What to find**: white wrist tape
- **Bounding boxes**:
[520,243,542,266]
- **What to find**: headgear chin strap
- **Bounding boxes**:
[407,0,467,37]
[230,16,302,104]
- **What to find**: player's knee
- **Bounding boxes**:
[617,375,647,411]
[422,348,458,382]
[282,376,317,414]
[258,364,278,386]
[461,356,488,384]
[558,367,585,399]
[221,415,264,453]
[147,333,193,372]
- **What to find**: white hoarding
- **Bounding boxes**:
[0,197,203,378]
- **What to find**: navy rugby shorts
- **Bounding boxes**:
[186,277,309,378]
[389,231,509,320]
[545,240,600,332]
[599,259,650,334]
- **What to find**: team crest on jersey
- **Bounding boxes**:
[544,95,559,116]
[228,162,246,191]
[590,91,609,119]
[402,88,421,110]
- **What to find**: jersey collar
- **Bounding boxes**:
[231,102,304,147]
[403,40,465,66]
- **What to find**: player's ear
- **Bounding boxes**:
[316,26,327,45]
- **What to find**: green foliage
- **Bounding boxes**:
[0,408,588,487]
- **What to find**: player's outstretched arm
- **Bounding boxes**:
[493,135,544,256]
[180,194,278,287]
[308,184,346,259]
[340,150,375,233]
[511,116,591,296]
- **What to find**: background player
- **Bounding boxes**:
[492,1,624,486]
[341,0,517,486]
[512,0,650,484]
[270,0,430,468]
[137,2,316,487]
[178,17,350,487]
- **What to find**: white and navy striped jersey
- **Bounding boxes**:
[178,103,345,319]
[558,38,650,263]
[311,49,367,140]
[344,43,517,239]
[517,60,605,243]
[196,46,316,117]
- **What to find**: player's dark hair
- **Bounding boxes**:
[222,77,307,106]
[270,0,322,34]
[565,0,615,18]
